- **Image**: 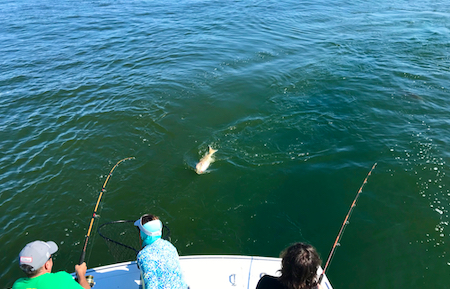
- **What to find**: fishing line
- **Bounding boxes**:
[318,162,377,284]
[79,157,135,265]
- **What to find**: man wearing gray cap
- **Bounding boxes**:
[12,240,90,289]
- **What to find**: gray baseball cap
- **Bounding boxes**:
[19,241,58,272]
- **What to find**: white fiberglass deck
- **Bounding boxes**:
[82,255,333,289]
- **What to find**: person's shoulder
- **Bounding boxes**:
[49,271,79,283]
[51,271,84,287]
[12,277,28,289]
[160,239,179,250]
[159,238,175,247]
[256,275,284,289]
[53,271,73,276]
[138,239,177,259]
[260,274,279,281]
[13,272,81,289]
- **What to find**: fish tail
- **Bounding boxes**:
[208,145,218,154]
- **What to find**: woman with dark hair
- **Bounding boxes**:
[256,243,323,289]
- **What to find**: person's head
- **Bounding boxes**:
[18,241,58,278]
[279,242,322,289]
[134,214,163,247]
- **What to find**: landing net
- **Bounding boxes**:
[97,220,171,263]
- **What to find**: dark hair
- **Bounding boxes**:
[279,243,322,289]
[20,264,41,278]
[141,214,159,225]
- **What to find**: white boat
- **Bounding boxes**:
[82,255,333,289]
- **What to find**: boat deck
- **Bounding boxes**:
[82,255,333,289]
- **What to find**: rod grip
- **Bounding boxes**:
[79,250,86,265]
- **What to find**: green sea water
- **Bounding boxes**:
[1,0,450,288]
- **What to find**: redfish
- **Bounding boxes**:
[196,146,218,174]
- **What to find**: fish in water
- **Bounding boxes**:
[196,146,218,174]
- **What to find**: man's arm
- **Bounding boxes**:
[75,262,90,289]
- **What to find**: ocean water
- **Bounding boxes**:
[1,0,450,288]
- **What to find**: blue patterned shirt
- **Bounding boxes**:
[137,238,187,289]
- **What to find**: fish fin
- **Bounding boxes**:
[208,145,218,154]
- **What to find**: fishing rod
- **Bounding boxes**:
[318,162,377,284]
[79,157,135,265]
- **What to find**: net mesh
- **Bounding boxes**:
[97,220,171,263]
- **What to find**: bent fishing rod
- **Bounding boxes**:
[318,162,377,284]
[79,157,135,265]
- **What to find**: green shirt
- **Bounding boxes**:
[12,271,84,289]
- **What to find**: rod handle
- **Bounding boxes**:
[79,250,86,265]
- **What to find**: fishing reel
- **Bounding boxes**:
[86,275,95,287]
